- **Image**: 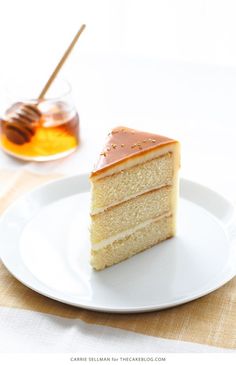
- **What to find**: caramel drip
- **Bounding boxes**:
[92,126,175,176]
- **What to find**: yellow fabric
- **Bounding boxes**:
[0,169,235,349]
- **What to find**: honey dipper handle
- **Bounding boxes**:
[38,24,86,100]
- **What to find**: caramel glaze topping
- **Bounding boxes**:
[2,102,41,145]
[91,126,175,176]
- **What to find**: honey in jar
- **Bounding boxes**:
[0,81,80,161]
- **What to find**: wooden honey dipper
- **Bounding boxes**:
[3,24,86,145]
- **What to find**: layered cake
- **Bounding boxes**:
[89,126,180,270]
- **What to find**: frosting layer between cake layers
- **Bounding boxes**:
[91,215,174,269]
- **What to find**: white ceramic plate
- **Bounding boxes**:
[0,175,236,313]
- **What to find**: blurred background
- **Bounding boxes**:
[0,0,235,199]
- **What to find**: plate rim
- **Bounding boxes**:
[0,174,236,313]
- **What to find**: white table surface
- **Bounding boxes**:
[0,0,236,354]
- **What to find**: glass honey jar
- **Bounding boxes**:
[0,79,80,161]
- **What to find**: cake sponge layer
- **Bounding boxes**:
[90,153,173,214]
[91,215,174,270]
[91,186,172,244]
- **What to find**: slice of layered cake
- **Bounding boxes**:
[89,126,180,270]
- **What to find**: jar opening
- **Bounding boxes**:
[4,78,72,103]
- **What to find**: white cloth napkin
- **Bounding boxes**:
[0,307,234,353]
